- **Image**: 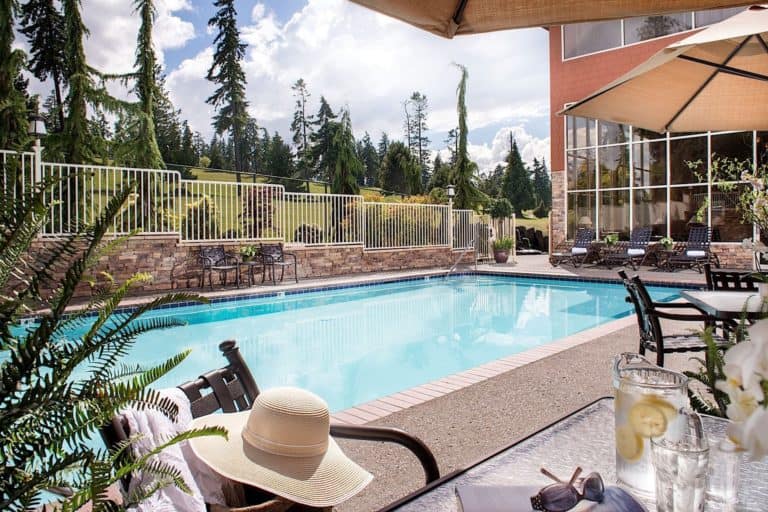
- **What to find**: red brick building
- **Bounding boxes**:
[548,7,755,267]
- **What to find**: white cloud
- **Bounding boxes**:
[467,126,551,174]
[166,0,550,171]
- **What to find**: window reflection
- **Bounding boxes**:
[599,145,629,189]
[670,137,706,185]
[567,149,596,190]
[633,141,666,187]
[566,116,596,149]
[711,184,752,242]
[633,188,667,238]
[598,121,629,145]
[562,20,621,59]
[624,14,691,45]
[669,186,708,241]
[567,192,596,239]
[694,7,744,27]
[599,190,630,239]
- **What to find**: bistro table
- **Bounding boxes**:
[382,397,768,512]
[680,290,766,321]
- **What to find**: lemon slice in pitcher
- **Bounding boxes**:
[642,395,677,422]
[616,424,643,462]
[629,401,668,437]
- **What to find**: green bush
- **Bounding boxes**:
[492,236,514,251]
[488,198,513,219]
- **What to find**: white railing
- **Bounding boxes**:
[41,162,181,235]
[452,209,475,250]
[364,202,449,249]
[179,180,283,242]
[283,192,364,246]
[0,150,36,202]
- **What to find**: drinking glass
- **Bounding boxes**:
[707,438,741,506]
[651,431,709,512]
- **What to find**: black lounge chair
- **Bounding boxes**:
[549,228,594,267]
[667,225,720,273]
[102,341,440,511]
[260,243,298,284]
[618,271,730,367]
[704,263,759,291]
[602,227,652,270]
[199,246,241,289]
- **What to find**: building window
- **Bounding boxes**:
[565,114,755,242]
[623,14,691,45]
[694,7,745,27]
[563,20,622,59]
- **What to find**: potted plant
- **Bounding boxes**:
[603,233,619,246]
[659,236,674,250]
[492,237,514,263]
[240,244,260,262]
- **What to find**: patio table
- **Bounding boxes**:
[680,290,765,321]
[381,397,768,512]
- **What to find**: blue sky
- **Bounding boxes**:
[23,0,551,173]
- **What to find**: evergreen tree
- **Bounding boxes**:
[208,135,223,169]
[501,135,535,216]
[41,90,63,134]
[377,132,390,163]
[309,96,337,181]
[480,163,504,198]
[329,110,361,196]
[532,157,552,216]
[152,71,182,165]
[290,78,313,179]
[19,0,66,130]
[206,0,249,182]
[451,64,484,210]
[179,121,196,166]
[379,141,420,195]
[428,153,451,191]
[405,91,431,187]
[444,128,458,166]
[357,132,379,187]
[0,0,29,149]
[265,131,294,184]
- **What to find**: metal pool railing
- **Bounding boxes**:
[283,192,364,246]
[363,202,450,250]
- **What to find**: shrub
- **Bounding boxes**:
[181,194,220,240]
[488,198,513,219]
[492,236,515,251]
[294,224,324,244]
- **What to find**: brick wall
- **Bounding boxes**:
[28,236,475,298]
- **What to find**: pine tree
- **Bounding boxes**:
[405,91,431,187]
[179,121,196,166]
[358,132,379,187]
[428,153,450,191]
[19,0,66,130]
[41,90,63,134]
[265,131,294,184]
[451,64,484,210]
[377,132,390,163]
[206,0,249,182]
[309,96,337,181]
[501,135,535,216]
[444,128,458,166]
[330,110,361,196]
[152,71,182,165]
[290,78,313,179]
[480,164,504,198]
[532,157,552,216]
[0,0,29,149]
[379,141,420,195]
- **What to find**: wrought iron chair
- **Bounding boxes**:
[618,271,730,367]
[102,341,440,511]
[668,225,720,273]
[704,263,759,292]
[260,243,298,285]
[602,227,652,270]
[199,246,241,289]
[549,227,594,267]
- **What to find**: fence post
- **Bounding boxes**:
[32,138,43,183]
[448,200,454,249]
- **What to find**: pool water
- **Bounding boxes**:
[65,275,678,412]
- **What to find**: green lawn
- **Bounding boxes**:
[516,212,549,232]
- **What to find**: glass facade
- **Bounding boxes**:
[562,7,743,59]
[565,117,756,243]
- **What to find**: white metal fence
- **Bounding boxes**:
[1,150,502,252]
[283,192,364,245]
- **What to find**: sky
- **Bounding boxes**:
[20,0,551,175]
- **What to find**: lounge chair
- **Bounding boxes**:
[549,228,594,267]
[704,263,759,291]
[102,341,440,511]
[199,246,241,289]
[260,243,298,285]
[618,271,730,367]
[667,224,720,273]
[602,227,652,270]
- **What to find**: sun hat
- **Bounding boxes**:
[188,387,373,508]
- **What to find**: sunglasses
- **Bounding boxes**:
[530,467,604,512]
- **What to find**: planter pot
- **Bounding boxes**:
[493,250,509,264]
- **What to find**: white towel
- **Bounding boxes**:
[627,248,645,256]
[124,388,227,512]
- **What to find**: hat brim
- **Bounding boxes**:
[188,411,373,508]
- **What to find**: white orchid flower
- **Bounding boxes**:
[739,408,768,460]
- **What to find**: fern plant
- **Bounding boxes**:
[0,166,225,511]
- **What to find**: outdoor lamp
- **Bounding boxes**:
[28,113,47,138]
[578,215,593,227]
[446,184,455,198]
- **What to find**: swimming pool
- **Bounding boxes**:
[67,274,679,412]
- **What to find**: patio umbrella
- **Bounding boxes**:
[349,0,754,38]
[561,5,768,133]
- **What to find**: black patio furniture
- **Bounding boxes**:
[618,270,730,367]
[704,263,759,292]
[549,228,594,267]
[602,227,652,270]
[102,341,440,511]
[260,243,298,284]
[667,224,720,273]
[169,255,204,290]
[199,246,241,289]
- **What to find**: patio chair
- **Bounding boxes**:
[549,227,594,267]
[704,263,759,292]
[199,246,241,289]
[102,341,440,511]
[618,270,730,367]
[602,227,652,270]
[667,225,721,273]
[260,243,298,285]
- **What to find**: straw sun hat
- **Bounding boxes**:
[188,387,373,508]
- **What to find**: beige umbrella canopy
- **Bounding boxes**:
[562,5,768,133]
[349,0,754,38]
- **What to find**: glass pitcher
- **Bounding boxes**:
[613,353,689,498]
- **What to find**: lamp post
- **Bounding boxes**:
[28,114,46,183]
[447,184,456,248]
[446,184,455,209]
